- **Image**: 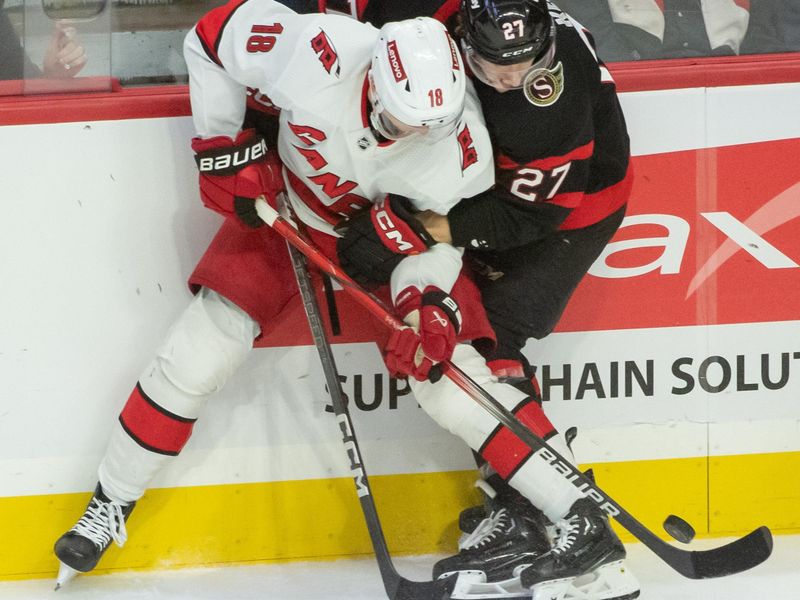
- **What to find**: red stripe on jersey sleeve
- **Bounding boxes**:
[560,161,633,229]
[195,0,250,66]
[497,140,595,172]
[549,190,585,209]
[119,383,196,456]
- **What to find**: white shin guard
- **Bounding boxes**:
[99,288,259,503]
[410,344,583,522]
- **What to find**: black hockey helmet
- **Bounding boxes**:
[460,0,555,65]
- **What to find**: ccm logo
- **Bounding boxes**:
[502,45,534,58]
[197,137,267,173]
[375,208,415,252]
[386,40,407,82]
[337,414,369,498]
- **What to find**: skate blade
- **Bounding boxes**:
[531,560,640,600]
[54,562,79,590]
[444,570,532,599]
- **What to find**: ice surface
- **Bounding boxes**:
[1,534,797,600]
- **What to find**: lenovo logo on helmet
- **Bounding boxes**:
[386,40,407,82]
[446,33,461,70]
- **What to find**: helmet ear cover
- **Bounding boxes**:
[460,0,556,66]
[370,17,466,139]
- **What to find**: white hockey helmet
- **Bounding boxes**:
[369,17,466,141]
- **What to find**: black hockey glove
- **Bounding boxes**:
[335,194,435,286]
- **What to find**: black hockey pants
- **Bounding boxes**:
[470,205,627,372]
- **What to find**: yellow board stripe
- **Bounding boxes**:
[3,451,799,581]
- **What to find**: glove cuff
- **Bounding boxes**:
[421,287,462,334]
[369,195,434,255]
[394,286,422,317]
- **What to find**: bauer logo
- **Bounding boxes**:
[196,137,267,175]
[386,40,407,82]
[535,447,620,517]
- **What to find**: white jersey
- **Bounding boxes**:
[184,0,494,294]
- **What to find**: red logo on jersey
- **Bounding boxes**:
[457,125,478,171]
[310,30,341,77]
[288,122,327,146]
[386,41,407,82]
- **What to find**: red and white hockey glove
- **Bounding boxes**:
[192,129,281,228]
[385,286,462,381]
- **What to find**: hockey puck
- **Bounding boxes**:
[663,514,696,543]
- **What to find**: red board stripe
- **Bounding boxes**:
[119,383,197,456]
[0,84,190,126]
[1,55,799,126]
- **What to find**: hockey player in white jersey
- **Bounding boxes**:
[52,2,619,596]
[52,0,502,587]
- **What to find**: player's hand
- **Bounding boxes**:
[396,285,461,362]
[335,195,435,286]
[384,327,437,382]
[191,129,281,228]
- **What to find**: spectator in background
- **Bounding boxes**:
[553,0,640,61]
[556,0,750,61]
[742,2,800,55]
[0,5,86,80]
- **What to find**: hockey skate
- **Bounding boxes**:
[433,493,551,599]
[53,483,136,589]
[519,498,640,600]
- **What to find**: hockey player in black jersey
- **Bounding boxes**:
[327,0,638,598]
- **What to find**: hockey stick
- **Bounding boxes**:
[287,240,456,600]
[259,198,773,580]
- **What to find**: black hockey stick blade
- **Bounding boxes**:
[391,576,457,600]
[683,526,773,579]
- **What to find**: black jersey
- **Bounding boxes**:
[318,0,632,251]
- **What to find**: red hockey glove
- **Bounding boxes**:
[192,129,281,228]
[335,195,435,286]
[384,285,461,381]
[384,327,436,382]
